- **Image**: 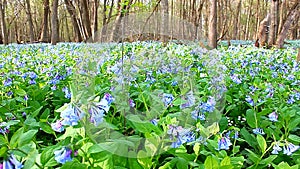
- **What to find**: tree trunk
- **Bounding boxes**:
[0,0,8,45]
[92,0,98,40]
[25,0,35,43]
[258,14,270,47]
[64,0,83,42]
[276,1,300,48]
[40,0,50,42]
[81,0,92,39]
[297,48,300,62]
[208,0,217,49]
[232,0,241,40]
[51,0,59,45]
[268,0,279,47]
[161,0,169,42]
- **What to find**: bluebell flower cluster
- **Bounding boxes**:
[54,147,72,164]
[245,95,254,106]
[51,120,64,132]
[271,141,299,155]
[218,137,232,150]
[167,125,195,148]
[0,122,10,134]
[62,87,71,99]
[180,91,196,109]
[162,93,174,107]
[89,93,114,126]
[253,128,265,135]
[191,97,216,120]
[0,154,23,169]
[268,112,278,122]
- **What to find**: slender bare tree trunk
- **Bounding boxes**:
[92,0,98,40]
[257,14,270,47]
[276,1,300,48]
[161,0,169,42]
[0,0,8,44]
[208,0,217,49]
[81,0,92,38]
[40,0,50,42]
[51,0,59,45]
[232,0,241,40]
[64,0,83,42]
[268,0,279,47]
[25,0,35,42]
[297,48,300,62]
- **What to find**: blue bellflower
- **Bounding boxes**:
[54,147,72,164]
[162,93,174,107]
[1,154,23,169]
[268,112,278,122]
[60,104,84,126]
[218,137,232,150]
[51,120,64,132]
[271,142,282,154]
[253,128,265,135]
[283,143,299,156]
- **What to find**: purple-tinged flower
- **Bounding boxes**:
[218,137,232,150]
[180,91,196,109]
[162,93,174,107]
[0,122,10,134]
[22,112,26,117]
[245,96,254,106]
[51,120,65,132]
[24,95,28,101]
[95,93,114,113]
[89,105,105,126]
[4,78,12,87]
[168,125,195,148]
[294,92,300,101]
[29,79,36,85]
[129,99,135,108]
[54,147,72,164]
[283,143,299,156]
[60,104,84,126]
[28,72,37,79]
[287,96,295,104]
[230,74,242,84]
[271,142,282,154]
[253,128,265,135]
[202,97,216,112]
[7,91,13,96]
[0,163,3,169]
[191,110,205,121]
[233,131,239,139]
[8,154,23,169]
[268,112,278,122]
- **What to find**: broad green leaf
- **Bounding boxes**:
[40,146,58,167]
[288,134,300,143]
[15,88,27,96]
[18,130,38,147]
[257,134,267,153]
[246,109,256,128]
[193,143,201,156]
[204,156,219,169]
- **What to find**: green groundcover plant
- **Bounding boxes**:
[0,42,299,169]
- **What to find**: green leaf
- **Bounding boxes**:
[0,135,7,146]
[0,146,8,158]
[259,155,277,165]
[60,160,87,169]
[18,130,38,147]
[15,88,27,96]
[193,143,201,156]
[288,118,300,131]
[39,122,55,135]
[176,157,188,169]
[10,127,24,148]
[245,149,260,163]
[240,128,257,148]
[220,156,231,166]
[31,106,43,118]
[226,95,232,103]
[257,134,267,153]
[246,109,256,128]
[204,156,219,169]
[288,134,300,143]
[231,156,244,169]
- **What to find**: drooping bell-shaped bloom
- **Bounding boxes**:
[218,137,232,150]
[54,147,72,164]
[271,142,282,154]
[51,120,64,132]
[268,112,278,122]
[253,128,265,135]
[60,104,84,126]
[283,143,299,156]
[162,93,174,107]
